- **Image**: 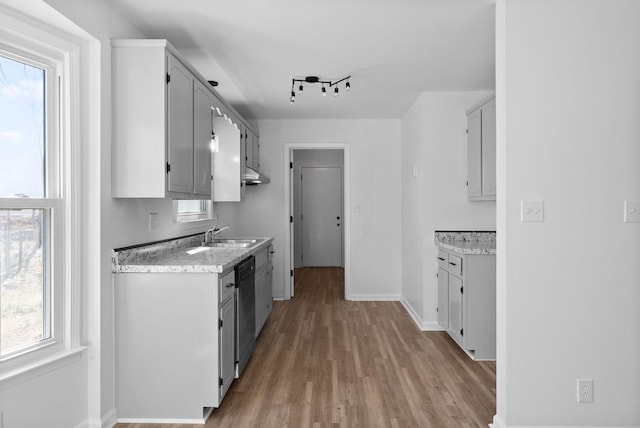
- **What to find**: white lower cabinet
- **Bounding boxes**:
[436,247,496,360]
[114,269,236,423]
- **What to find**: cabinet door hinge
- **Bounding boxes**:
[465,129,468,134]
[219,319,223,329]
[289,162,293,169]
[460,286,463,294]
[219,378,223,387]
[290,269,293,277]
[166,162,171,173]
[460,328,464,336]
[466,180,469,186]
[290,215,293,223]
[166,73,171,84]
[436,307,438,312]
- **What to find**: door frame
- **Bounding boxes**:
[282,143,351,301]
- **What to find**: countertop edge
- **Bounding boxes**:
[112,237,274,273]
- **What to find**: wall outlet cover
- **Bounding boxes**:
[521,200,544,222]
[577,378,593,403]
[624,200,640,223]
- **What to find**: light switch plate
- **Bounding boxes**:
[521,200,544,222]
[148,212,159,232]
[624,201,640,223]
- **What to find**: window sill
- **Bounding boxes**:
[173,217,215,232]
[0,346,87,391]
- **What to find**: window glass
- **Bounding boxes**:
[177,200,206,215]
[0,52,50,358]
[0,54,46,198]
[0,209,50,355]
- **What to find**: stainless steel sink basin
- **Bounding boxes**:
[202,238,263,248]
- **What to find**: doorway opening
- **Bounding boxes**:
[283,144,350,301]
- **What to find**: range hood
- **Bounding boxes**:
[243,166,271,185]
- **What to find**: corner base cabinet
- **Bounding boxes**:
[114,269,235,423]
[437,248,496,360]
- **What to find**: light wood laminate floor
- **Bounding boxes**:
[116,267,495,428]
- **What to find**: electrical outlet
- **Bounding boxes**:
[148,212,159,232]
[577,378,593,403]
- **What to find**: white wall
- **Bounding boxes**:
[495,0,640,426]
[400,92,496,329]
[235,119,402,300]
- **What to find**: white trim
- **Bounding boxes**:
[283,143,351,301]
[489,414,506,428]
[117,416,209,425]
[0,346,86,391]
[350,294,400,301]
[400,298,445,331]
[83,408,117,428]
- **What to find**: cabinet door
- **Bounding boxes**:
[193,80,212,197]
[254,268,265,337]
[265,262,273,319]
[166,54,194,195]
[219,296,235,400]
[481,99,496,197]
[466,108,482,198]
[437,267,449,329]
[448,274,463,346]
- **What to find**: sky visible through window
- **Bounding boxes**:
[0,54,45,198]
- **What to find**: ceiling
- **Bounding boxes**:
[107,0,496,121]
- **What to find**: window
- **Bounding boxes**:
[174,200,213,223]
[0,24,77,374]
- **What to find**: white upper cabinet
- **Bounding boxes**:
[114,39,259,199]
[193,80,214,196]
[245,129,259,172]
[466,97,496,201]
[212,108,245,202]
[166,54,195,195]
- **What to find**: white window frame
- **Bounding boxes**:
[0,10,84,386]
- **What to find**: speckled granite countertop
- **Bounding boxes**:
[112,234,274,273]
[434,231,496,255]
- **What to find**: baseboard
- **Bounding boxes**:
[117,417,207,425]
[489,414,505,428]
[487,415,638,428]
[82,408,117,428]
[348,294,400,301]
[400,298,445,331]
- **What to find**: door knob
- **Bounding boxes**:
[336,216,340,220]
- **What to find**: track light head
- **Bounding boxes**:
[322,85,327,96]
[334,86,339,97]
[298,84,303,94]
[346,81,351,91]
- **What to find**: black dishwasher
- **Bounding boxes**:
[235,256,255,377]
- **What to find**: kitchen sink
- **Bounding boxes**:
[202,238,263,248]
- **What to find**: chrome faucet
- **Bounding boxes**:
[204,226,229,244]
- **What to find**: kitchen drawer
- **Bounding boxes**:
[437,249,449,269]
[219,270,235,303]
[447,254,463,276]
[255,247,269,271]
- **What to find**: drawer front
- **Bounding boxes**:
[255,247,269,271]
[219,270,235,303]
[437,249,449,269]
[447,254,463,276]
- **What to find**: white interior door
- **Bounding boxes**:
[301,167,343,267]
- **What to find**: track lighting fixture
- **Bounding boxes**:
[288,75,351,104]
